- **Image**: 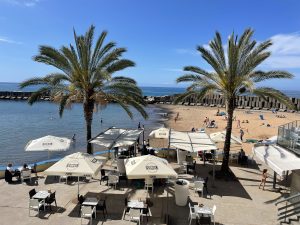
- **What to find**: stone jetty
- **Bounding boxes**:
[1,91,300,111]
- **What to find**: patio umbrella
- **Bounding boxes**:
[125,155,177,179]
[44,152,105,195]
[149,127,170,139]
[209,131,242,144]
[25,135,71,158]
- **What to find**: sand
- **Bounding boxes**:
[153,105,300,155]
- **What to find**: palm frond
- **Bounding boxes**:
[250,70,294,82]
[59,94,70,117]
[176,74,202,83]
[106,59,135,73]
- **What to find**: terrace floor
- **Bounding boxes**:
[0,157,287,225]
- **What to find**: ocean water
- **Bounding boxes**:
[1,82,300,168]
[0,82,186,97]
[0,82,186,167]
[0,100,170,167]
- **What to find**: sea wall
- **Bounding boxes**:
[2,91,300,111]
[145,94,300,112]
[0,91,50,101]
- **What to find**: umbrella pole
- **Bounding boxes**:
[78,176,80,196]
[212,151,216,187]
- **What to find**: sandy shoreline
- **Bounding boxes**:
[152,104,300,155]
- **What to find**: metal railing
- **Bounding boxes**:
[275,192,300,223]
[277,120,300,156]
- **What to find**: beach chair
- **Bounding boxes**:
[211,205,217,225]
[194,181,204,197]
[188,203,198,225]
[21,170,32,183]
[29,198,45,217]
[29,189,37,199]
[108,175,119,189]
[99,169,108,185]
[129,208,141,225]
[141,204,152,222]
[45,191,57,210]
[122,198,130,219]
[81,206,96,225]
[144,178,154,193]
[96,200,107,217]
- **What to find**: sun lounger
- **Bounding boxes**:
[196,103,202,106]
[183,102,189,106]
[190,103,195,106]
[237,106,244,109]
[177,102,183,105]
[209,104,216,107]
[278,108,287,112]
[262,107,270,111]
[253,107,261,110]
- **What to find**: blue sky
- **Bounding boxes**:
[1,0,300,89]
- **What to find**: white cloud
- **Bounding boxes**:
[0,36,22,44]
[263,32,300,69]
[0,0,40,7]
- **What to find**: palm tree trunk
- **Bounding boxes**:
[221,96,235,173]
[83,97,95,154]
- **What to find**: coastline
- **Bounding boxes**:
[155,104,300,155]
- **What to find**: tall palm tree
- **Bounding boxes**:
[175,28,295,174]
[20,25,148,154]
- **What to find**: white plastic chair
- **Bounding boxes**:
[188,203,198,225]
[194,181,204,197]
[211,205,216,225]
[108,175,119,189]
[60,175,68,184]
[21,170,32,183]
[28,198,45,217]
[141,205,152,222]
[129,208,141,225]
[144,178,154,193]
[81,206,96,225]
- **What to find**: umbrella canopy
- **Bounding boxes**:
[125,155,177,179]
[149,127,170,139]
[169,130,217,152]
[89,127,143,148]
[44,152,104,177]
[209,131,242,145]
[253,144,300,177]
[25,135,71,152]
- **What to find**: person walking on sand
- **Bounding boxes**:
[203,117,209,126]
[237,119,241,128]
[259,169,268,190]
[240,129,244,141]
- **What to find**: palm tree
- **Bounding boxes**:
[175,28,295,174]
[20,25,148,154]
